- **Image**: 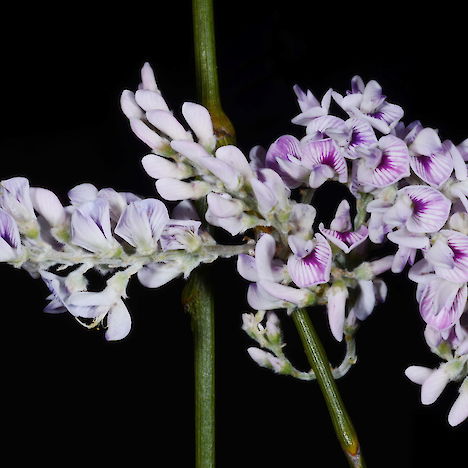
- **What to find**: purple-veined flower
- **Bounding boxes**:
[354,135,410,189]
[287,234,332,288]
[301,138,348,188]
[408,128,454,187]
[319,200,368,253]
[384,185,451,234]
[333,76,404,134]
[291,86,332,126]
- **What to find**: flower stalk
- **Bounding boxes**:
[292,308,366,468]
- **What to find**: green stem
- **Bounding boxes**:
[292,308,366,468]
[182,268,216,468]
[192,0,235,146]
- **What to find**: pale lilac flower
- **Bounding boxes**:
[249,145,266,172]
[288,202,316,237]
[0,177,37,227]
[237,233,310,310]
[355,135,410,188]
[391,245,417,273]
[68,286,131,341]
[70,199,117,253]
[160,219,202,252]
[319,200,368,253]
[333,76,404,134]
[206,192,249,236]
[115,199,169,254]
[326,283,348,341]
[301,138,348,188]
[250,168,291,216]
[291,86,332,126]
[0,208,22,262]
[287,234,332,288]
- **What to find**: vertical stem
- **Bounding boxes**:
[192,0,235,146]
[182,268,216,468]
[186,2,236,466]
[292,308,366,468]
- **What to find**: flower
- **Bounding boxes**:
[319,200,368,253]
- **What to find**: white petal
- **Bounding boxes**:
[135,89,169,111]
[68,183,98,205]
[421,367,449,405]
[448,382,468,426]
[215,145,253,179]
[142,154,190,180]
[105,300,132,341]
[146,110,192,141]
[405,366,432,384]
[140,62,159,92]
[156,178,210,201]
[182,102,215,150]
[120,90,144,119]
[137,262,181,288]
[30,187,66,226]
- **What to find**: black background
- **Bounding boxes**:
[0,1,466,466]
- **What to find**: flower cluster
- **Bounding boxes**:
[1,63,466,425]
[0,176,249,340]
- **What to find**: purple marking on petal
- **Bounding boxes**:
[409,150,453,187]
[0,208,21,249]
[319,224,368,253]
[287,234,332,287]
[363,135,410,187]
[427,230,468,282]
[302,138,348,182]
[419,280,467,331]
[400,186,451,233]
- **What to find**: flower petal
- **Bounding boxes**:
[287,234,332,287]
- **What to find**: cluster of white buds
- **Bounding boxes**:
[1,63,466,425]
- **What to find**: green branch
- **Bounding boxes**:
[182,268,216,468]
[192,0,235,146]
[292,308,366,468]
